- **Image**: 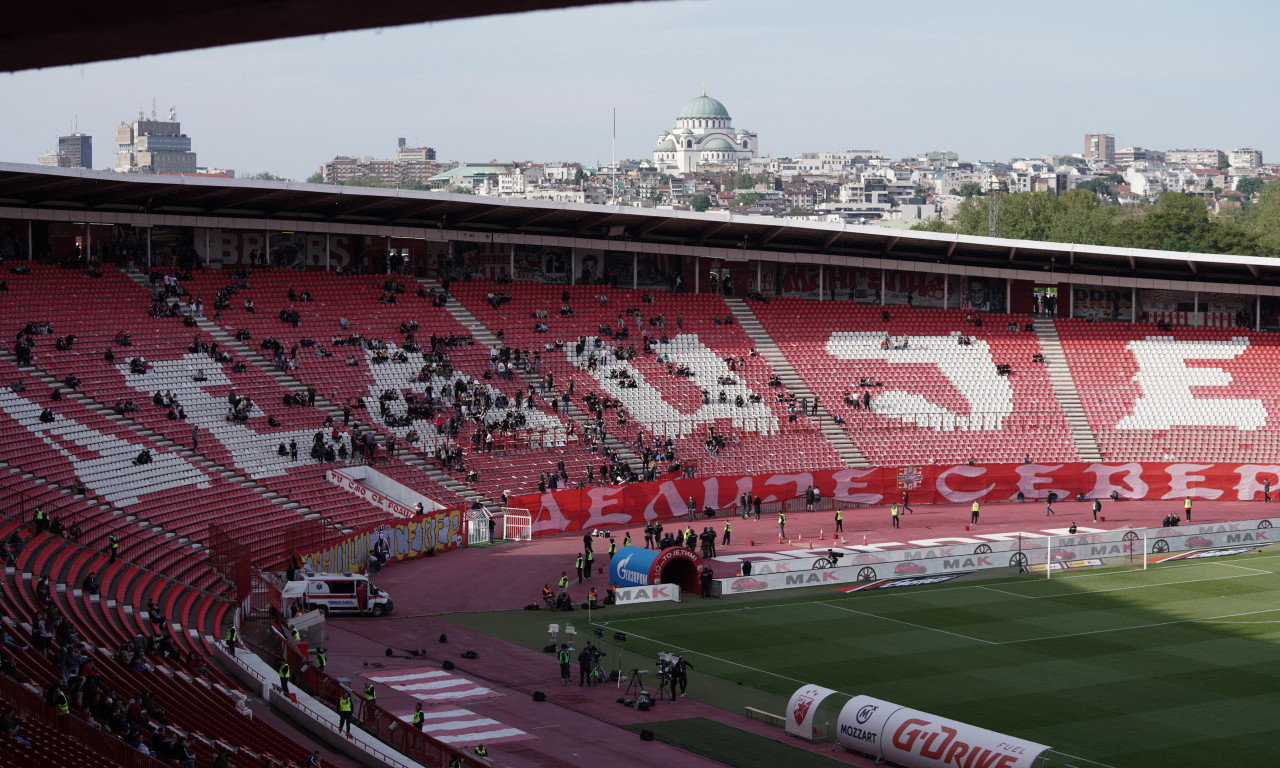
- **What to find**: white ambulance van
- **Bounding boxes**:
[282,572,393,617]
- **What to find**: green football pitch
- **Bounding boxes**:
[594,550,1280,768]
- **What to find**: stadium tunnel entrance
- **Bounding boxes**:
[657,549,702,593]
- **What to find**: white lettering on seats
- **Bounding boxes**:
[568,334,777,438]
[824,332,1013,429]
[0,390,210,506]
[120,355,324,480]
[1116,337,1266,430]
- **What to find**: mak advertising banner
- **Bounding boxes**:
[837,695,1050,768]
[510,462,1280,536]
[613,583,681,605]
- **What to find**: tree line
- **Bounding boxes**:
[912,184,1280,258]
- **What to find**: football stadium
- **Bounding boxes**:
[4,4,1280,768]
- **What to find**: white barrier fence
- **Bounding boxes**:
[714,517,1278,595]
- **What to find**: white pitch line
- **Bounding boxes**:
[977,585,1032,599]
[816,601,997,645]
[369,670,450,683]
[995,608,1280,645]
[1009,570,1271,599]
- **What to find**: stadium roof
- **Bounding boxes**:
[1,0,657,73]
[1,162,1277,290]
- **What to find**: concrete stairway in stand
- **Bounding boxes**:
[724,297,869,468]
[1033,318,1102,463]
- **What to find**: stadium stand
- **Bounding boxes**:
[454,281,847,479]
[1056,318,1280,463]
[747,297,1079,466]
[187,269,619,498]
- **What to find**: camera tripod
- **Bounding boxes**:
[624,668,649,696]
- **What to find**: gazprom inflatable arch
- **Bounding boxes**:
[608,546,704,593]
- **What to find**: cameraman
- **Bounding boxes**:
[578,644,595,686]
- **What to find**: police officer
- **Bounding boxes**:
[558,572,569,594]
[557,643,571,684]
[315,648,326,672]
[623,531,632,547]
[364,682,376,707]
[891,503,900,529]
[1092,497,1101,522]
[607,538,617,560]
[290,625,301,642]
[412,702,425,730]
[722,520,731,546]
[644,522,655,548]
[448,755,463,768]
[338,691,353,733]
[575,553,584,583]
[225,625,238,655]
[52,683,69,715]
[1184,496,1192,522]
[278,661,291,694]
[33,507,47,535]
[970,500,980,525]
[834,508,843,533]
[108,533,119,563]
[585,549,594,579]
[778,511,786,539]
[475,745,488,758]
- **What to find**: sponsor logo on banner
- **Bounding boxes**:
[730,577,769,592]
[613,584,680,605]
[891,717,1028,768]
[835,573,967,592]
[614,554,649,585]
[1150,545,1262,563]
[897,466,924,491]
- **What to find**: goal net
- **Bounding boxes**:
[500,507,532,542]
[1038,527,1147,579]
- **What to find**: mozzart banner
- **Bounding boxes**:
[510,462,1280,535]
[836,695,1050,768]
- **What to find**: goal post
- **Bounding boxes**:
[1044,527,1148,579]
[500,507,532,542]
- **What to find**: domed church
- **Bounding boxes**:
[653,88,759,173]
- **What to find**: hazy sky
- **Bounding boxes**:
[3,0,1274,180]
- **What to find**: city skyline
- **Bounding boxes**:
[2,0,1277,180]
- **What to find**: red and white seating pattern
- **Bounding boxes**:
[1057,319,1280,462]
[454,282,846,476]
[749,298,1078,466]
